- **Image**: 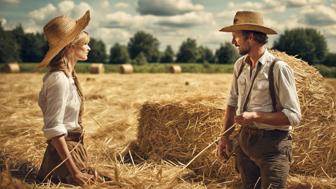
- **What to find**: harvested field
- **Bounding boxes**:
[0,70,335,188]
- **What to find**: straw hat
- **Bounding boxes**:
[219,11,277,34]
[38,10,91,67]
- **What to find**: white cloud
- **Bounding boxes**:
[1,0,20,4]
[137,0,203,16]
[103,10,214,31]
[156,11,215,28]
[0,18,7,27]
[300,5,336,26]
[94,28,131,50]
[101,0,110,8]
[26,1,93,33]
[114,2,129,9]
[58,0,75,16]
[322,25,336,38]
[29,3,56,22]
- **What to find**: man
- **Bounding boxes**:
[217,11,301,189]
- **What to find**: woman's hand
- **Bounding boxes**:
[72,171,95,186]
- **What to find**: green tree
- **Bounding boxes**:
[133,52,148,65]
[109,43,130,64]
[197,46,214,63]
[322,53,336,67]
[0,25,20,63]
[160,45,175,63]
[176,38,199,63]
[215,42,239,64]
[273,28,328,64]
[88,38,107,63]
[20,33,48,62]
[128,31,160,62]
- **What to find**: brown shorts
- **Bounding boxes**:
[236,127,292,189]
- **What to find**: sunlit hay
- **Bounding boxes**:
[119,64,133,74]
[2,63,20,73]
[169,65,182,73]
[272,50,336,177]
[0,170,32,189]
[136,101,236,179]
[89,63,104,74]
[287,174,336,189]
[82,160,209,189]
[0,70,335,188]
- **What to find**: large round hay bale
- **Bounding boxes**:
[2,63,20,73]
[132,50,336,179]
[136,102,234,178]
[169,65,182,73]
[90,63,104,74]
[271,50,336,177]
[119,64,133,74]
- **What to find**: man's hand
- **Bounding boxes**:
[234,112,258,126]
[217,136,233,160]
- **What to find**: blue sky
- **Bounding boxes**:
[1,0,336,53]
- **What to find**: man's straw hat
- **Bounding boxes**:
[38,10,91,67]
[219,11,277,34]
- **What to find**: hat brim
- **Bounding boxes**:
[219,24,277,35]
[38,10,91,68]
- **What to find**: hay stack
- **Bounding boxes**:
[90,63,104,74]
[2,63,20,73]
[119,64,133,74]
[133,50,336,179]
[169,65,182,73]
[136,102,235,178]
[272,50,336,177]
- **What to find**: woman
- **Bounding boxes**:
[36,10,101,186]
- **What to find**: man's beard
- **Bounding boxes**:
[239,46,250,55]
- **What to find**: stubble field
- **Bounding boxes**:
[0,73,335,189]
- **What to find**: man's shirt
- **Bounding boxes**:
[227,49,301,131]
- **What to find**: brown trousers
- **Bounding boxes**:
[36,128,91,185]
[236,127,292,189]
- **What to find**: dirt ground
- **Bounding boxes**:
[0,73,335,188]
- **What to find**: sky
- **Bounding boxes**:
[1,0,336,53]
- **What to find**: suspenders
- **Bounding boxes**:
[236,58,279,112]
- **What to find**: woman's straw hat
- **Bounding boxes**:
[38,10,91,67]
[219,11,277,34]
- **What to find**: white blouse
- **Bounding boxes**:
[38,71,81,140]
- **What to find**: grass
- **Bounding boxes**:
[1,62,335,77]
[0,62,234,74]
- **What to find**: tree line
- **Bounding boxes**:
[0,23,335,66]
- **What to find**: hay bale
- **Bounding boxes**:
[133,50,336,179]
[119,64,133,74]
[136,102,235,178]
[169,65,182,73]
[271,50,336,177]
[2,63,20,73]
[90,63,104,74]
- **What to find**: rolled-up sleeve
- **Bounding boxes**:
[275,62,302,126]
[43,74,69,140]
[227,59,242,107]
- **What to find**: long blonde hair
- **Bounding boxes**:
[49,31,90,128]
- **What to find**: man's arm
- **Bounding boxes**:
[235,111,289,126]
[222,105,237,138]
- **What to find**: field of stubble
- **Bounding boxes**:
[0,73,335,189]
